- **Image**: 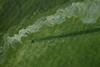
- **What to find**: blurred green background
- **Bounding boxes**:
[0,0,100,67]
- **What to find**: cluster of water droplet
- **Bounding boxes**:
[5,0,100,45]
